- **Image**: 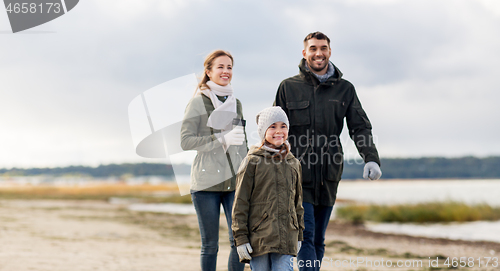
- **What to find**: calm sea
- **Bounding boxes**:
[335,179,500,243]
[337,179,500,206]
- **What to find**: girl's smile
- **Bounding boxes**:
[265,121,288,147]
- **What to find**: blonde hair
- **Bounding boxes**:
[197,50,234,92]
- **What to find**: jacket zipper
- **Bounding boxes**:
[309,72,336,189]
[312,84,324,187]
[315,80,335,187]
[275,164,282,246]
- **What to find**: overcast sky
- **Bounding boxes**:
[1,0,499,168]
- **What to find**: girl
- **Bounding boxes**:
[232,106,304,271]
[181,50,247,271]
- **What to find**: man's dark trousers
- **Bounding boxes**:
[298,202,334,271]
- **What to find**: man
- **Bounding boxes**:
[274,31,382,271]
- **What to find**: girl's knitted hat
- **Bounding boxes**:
[256,106,289,140]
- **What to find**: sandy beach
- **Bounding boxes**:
[1,199,499,271]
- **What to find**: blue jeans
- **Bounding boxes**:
[250,253,293,271]
[191,191,245,271]
[297,202,333,271]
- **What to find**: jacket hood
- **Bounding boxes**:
[248,145,295,161]
[298,58,343,83]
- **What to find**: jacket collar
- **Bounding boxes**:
[248,145,295,161]
[298,58,343,84]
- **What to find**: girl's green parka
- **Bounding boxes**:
[231,145,304,263]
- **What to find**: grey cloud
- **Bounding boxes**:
[1,0,499,167]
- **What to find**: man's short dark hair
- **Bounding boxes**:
[304,31,330,47]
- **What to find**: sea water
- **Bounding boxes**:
[335,179,500,242]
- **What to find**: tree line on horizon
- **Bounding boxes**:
[0,156,499,179]
[341,156,500,179]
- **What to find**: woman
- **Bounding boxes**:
[181,50,248,271]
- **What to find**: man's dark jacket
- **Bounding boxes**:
[274,59,380,206]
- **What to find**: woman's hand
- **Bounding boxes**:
[222,126,245,146]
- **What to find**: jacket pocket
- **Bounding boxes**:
[251,212,269,232]
[286,101,310,126]
[328,99,345,106]
[323,145,343,182]
[195,151,226,187]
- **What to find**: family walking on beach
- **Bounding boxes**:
[181,31,382,271]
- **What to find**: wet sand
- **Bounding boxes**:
[0,200,498,271]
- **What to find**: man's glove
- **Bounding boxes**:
[297,241,302,252]
[363,161,382,180]
[236,243,253,261]
[221,126,245,146]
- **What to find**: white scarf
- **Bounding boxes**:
[198,81,237,130]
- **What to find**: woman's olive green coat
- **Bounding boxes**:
[180,93,248,192]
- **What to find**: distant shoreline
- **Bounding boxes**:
[1,156,500,179]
